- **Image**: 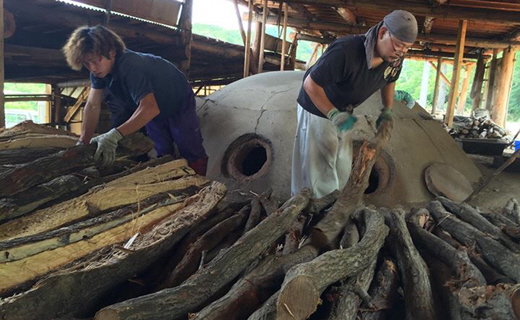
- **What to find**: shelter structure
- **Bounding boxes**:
[0,0,519,129]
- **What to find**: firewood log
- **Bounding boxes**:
[160,209,249,289]
[438,197,520,253]
[245,197,262,232]
[0,147,60,165]
[429,200,520,282]
[93,189,311,320]
[275,209,388,320]
[480,212,520,241]
[0,182,226,320]
[193,246,319,320]
[384,208,436,320]
[408,223,486,286]
[359,259,400,320]
[504,198,520,225]
[0,133,153,197]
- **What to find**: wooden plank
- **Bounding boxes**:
[432,56,443,115]
[446,20,467,127]
[64,87,89,123]
[258,0,268,73]
[281,2,289,71]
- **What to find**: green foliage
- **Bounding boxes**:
[4,83,47,111]
[507,51,520,121]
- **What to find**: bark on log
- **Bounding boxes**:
[438,196,520,253]
[0,182,227,320]
[161,209,249,289]
[359,259,400,320]
[275,209,388,320]
[480,212,520,241]
[504,198,520,225]
[0,147,60,165]
[193,245,319,320]
[307,121,392,249]
[93,189,311,320]
[308,190,340,215]
[0,135,78,149]
[0,133,153,197]
[245,197,262,232]
[0,173,207,241]
[428,200,520,282]
[407,222,486,286]
[384,208,436,320]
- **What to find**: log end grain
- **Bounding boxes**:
[276,275,320,320]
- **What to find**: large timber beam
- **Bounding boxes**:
[266,0,520,24]
[260,15,520,49]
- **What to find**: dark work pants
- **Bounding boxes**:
[145,90,208,171]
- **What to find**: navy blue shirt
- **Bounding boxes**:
[91,50,190,120]
[297,35,401,118]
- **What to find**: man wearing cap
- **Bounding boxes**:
[292,10,418,198]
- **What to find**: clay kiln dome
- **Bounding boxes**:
[197,71,482,207]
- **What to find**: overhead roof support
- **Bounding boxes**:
[446,20,468,128]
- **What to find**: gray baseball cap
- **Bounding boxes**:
[383,10,418,43]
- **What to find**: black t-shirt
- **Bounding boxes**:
[297,35,401,118]
[91,49,189,118]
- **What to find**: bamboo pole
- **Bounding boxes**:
[446,20,467,127]
[280,2,289,71]
[258,0,268,73]
[243,0,253,77]
[233,0,247,45]
[431,56,442,115]
[492,47,515,127]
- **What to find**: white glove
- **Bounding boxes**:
[90,128,123,166]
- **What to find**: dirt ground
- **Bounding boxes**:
[466,153,520,212]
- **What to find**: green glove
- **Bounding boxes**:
[90,128,123,166]
[376,108,393,128]
[327,107,357,132]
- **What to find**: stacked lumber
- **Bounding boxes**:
[2,120,519,320]
[449,116,508,140]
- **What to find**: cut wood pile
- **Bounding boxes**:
[1,121,520,320]
[449,116,508,140]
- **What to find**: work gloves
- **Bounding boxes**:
[327,107,357,132]
[90,128,123,166]
[376,108,393,128]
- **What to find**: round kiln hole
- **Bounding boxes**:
[352,141,394,195]
[221,134,273,182]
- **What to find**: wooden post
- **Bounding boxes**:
[431,56,442,115]
[258,0,268,73]
[471,54,486,111]
[492,47,515,127]
[289,32,298,70]
[52,85,61,125]
[233,0,246,46]
[280,2,288,71]
[104,0,113,25]
[179,0,193,77]
[445,20,467,128]
[456,63,474,115]
[0,0,5,128]
[243,0,253,78]
[485,49,499,112]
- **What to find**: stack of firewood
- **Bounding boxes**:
[2,120,519,320]
[449,116,508,140]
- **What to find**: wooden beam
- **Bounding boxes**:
[485,49,499,112]
[265,0,520,24]
[243,0,253,77]
[259,15,520,49]
[233,0,247,46]
[179,0,193,76]
[446,20,468,128]
[280,3,289,71]
[258,0,268,72]
[470,53,486,110]
[456,63,474,115]
[432,56,443,115]
[429,60,451,87]
[0,0,4,129]
[491,47,515,127]
[423,16,435,34]
[335,7,356,25]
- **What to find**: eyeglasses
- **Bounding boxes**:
[389,33,412,53]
